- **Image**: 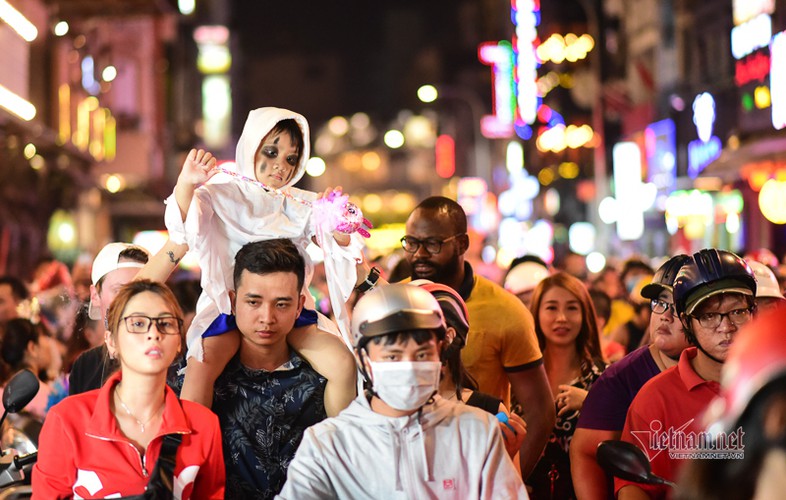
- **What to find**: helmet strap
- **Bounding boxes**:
[693,337,725,364]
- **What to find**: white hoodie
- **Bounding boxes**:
[165,107,363,360]
[277,395,528,499]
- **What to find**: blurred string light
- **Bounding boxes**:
[0,0,37,41]
[23,143,36,160]
[598,196,618,224]
[178,0,195,15]
[536,33,594,63]
[403,115,435,147]
[383,129,405,149]
[29,154,45,170]
[417,85,438,103]
[328,116,349,136]
[361,151,381,171]
[305,157,326,177]
[568,222,595,255]
[362,194,383,213]
[586,252,606,273]
[104,174,125,193]
[53,21,69,36]
[536,124,594,152]
[759,178,786,224]
[102,65,118,82]
[350,112,370,129]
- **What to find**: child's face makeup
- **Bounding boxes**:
[255,130,300,188]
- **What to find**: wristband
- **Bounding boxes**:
[356,266,381,293]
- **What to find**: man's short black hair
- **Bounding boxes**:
[414,196,468,235]
[0,276,29,301]
[233,239,305,291]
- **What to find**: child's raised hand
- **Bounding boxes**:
[317,186,343,200]
[179,148,218,186]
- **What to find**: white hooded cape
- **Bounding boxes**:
[165,107,363,360]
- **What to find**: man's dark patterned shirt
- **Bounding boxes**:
[212,352,327,499]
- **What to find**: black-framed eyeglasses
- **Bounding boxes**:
[400,234,465,254]
[123,315,183,335]
[690,308,752,329]
[651,299,676,315]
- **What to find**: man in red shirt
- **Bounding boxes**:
[616,249,756,500]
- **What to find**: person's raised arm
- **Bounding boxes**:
[507,364,556,479]
[134,239,189,284]
[570,428,620,500]
[288,325,357,416]
[174,148,217,221]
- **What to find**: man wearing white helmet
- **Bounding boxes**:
[278,283,527,499]
[504,260,550,308]
[747,260,786,312]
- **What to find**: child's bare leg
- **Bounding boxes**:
[288,324,357,416]
[180,330,241,407]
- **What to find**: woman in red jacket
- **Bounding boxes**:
[33,279,225,499]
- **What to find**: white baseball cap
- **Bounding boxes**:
[88,243,150,320]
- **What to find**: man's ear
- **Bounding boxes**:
[445,326,456,345]
[90,283,100,307]
[457,233,470,254]
[229,290,237,315]
[297,293,306,314]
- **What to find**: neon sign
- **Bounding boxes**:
[513,0,541,128]
[612,142,645,241]
[735,50,771,86]
[772,31,786,130]
[478,41,515,138]
[731,14,772,59]
[688,93,722,178]
[733,0,775,26]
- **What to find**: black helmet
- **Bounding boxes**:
[673,249,757,318]
[640,254,692,301]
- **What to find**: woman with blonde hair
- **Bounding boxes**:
[33,280,224,498]
[527,272,606,499]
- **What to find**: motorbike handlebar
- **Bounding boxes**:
[13,452,36,469]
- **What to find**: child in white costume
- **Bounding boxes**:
[164,107,363,410]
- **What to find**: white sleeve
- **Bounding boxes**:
[164,193,187,245]
[480,419,530,500]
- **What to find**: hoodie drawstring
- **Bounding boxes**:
[390,421,404,491]
[416,415,432,482]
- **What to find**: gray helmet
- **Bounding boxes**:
[350,283,445,348]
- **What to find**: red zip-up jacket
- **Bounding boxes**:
[32,372,225,499]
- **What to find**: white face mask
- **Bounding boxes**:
[368,361,441,411]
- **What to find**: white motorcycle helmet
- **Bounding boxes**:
[350,283,446,349]
[747,260,784,300]
[504,261,550,295]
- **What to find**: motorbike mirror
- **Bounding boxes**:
[2,370,40,414]
[596,440,676,488]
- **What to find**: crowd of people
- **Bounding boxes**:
[0,107,783,499]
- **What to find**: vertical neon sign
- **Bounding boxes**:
[771,31,786,130]
[478,41,515,138]
[512,0,541,139]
